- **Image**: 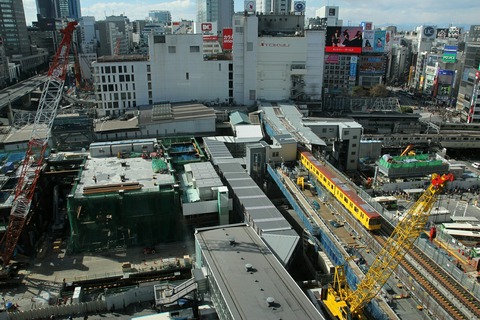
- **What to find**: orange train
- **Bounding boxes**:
[299,149,382,231]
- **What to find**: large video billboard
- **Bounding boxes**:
[359,56,385,74]
[363,30,386,53]
[326,26,363,53]
[436,69,455,100]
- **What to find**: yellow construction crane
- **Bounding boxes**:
[323,173,454,320]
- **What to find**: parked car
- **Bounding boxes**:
[143,246,156,254]
[473,162,480,169]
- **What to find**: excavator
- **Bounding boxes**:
[322,172,454,319]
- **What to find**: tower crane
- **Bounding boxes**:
[323,173,454,320]
[0,21,78,267]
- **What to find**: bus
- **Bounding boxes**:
[373,196,398,210]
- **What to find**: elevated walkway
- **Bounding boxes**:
[155,277,198,306]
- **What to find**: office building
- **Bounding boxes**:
[457,25,480,122]
[148,10,171,24]
[197,0,233,36]
[232,12,324,105]
[36,0,56,19]
[0,0,31,57]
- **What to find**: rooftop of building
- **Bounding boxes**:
[73,154,175,198]
[195,223,324,320]
[95,55,149,63]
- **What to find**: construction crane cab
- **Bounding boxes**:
[322,173,454,320]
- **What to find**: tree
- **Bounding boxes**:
[352,86,369,97]
[370,84,389,97]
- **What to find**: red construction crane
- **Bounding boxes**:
[0,21,78,266]
[73,45,93,93]
[114,37,121,56]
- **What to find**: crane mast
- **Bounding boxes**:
[0,21,78,266]
[324,173,454,320]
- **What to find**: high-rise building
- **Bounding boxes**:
[148,10,171,24]
[37,0,80,20]
[79,16,96,53]
[36,0,56,19]
[197,0,233,36]
[0,0,31,57]
[68,0,81,20]
[457,25,480,122]
[257,0,292,14]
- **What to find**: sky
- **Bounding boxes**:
[21,0,479,30]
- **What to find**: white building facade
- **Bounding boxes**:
[233,13,324,106]
[148,33,231,104]
[92,56,150,117]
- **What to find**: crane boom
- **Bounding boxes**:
[0,21,78,266]
[324,173,454,320]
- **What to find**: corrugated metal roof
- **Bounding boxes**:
[230,111,251,125]
[259,103,326,147]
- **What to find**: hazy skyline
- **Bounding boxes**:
[22,0,479,30]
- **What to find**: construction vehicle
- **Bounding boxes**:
[322,173,454,319]
[73,45,93,93]
[0,21,78,267]
[400,144,415,157]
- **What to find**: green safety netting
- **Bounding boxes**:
[152,158,168,173]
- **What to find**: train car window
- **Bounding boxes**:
[354,207,358,212]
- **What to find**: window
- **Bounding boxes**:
[247,42,253,51]
[147,65,151,72]
[168,46,176,53]
[249,90,256,100]
[147,74,151,81]
[186,72,189,80]
[105,66,111,73]
[272,152,279,157]
[190,46,200,53]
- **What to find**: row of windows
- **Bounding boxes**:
[168,46,200,54]
[100,82,136,92]
[99,74,136,83]
[101,65,135,74]
[103,100,136,109]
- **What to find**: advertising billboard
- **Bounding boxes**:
[436,69,455,100]
[359,56,385,74]
[326,26,363,54]
[361,21,373,30]
[350,56,358,80]
[362,30,386,53]
[442,45,457,63]
[436,28,448,39]
[223,28,233,50]
[421,25,436,40]
[325,54,339,64]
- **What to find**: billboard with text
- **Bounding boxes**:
[223,28,233,50]
[326,26,363,54]
[359,56,385,74]
[363,30,386,53]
